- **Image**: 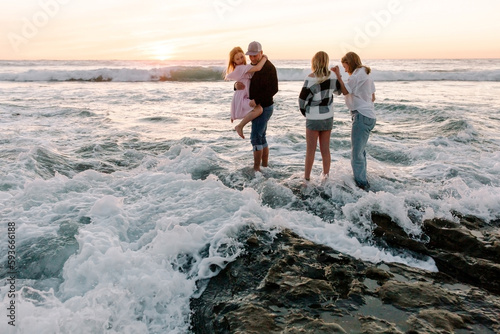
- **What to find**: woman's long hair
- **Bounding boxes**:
[341,52,371,75]
[312,51,330,83]
[225,46,245,77]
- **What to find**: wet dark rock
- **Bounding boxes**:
[190,221,500,334]
[377,281,460,308]
[407,309,469,333]
[371,212,500,294]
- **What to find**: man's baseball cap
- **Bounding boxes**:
[245,41,262,56]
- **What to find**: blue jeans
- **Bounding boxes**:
[251,105,273,151]
[351,112,376,187]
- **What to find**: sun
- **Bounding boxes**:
[150,43,176,61]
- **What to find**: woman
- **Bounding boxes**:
[299,51,341,181]
[332,52,376,191]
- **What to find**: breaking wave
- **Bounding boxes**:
[1,62,499,82]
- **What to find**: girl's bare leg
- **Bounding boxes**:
[318,130,332,177]
[304,128,319,180]
[235,105,263,139]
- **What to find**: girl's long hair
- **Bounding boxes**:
[225,46,245,77]
[341,52,371,75]
[312,51,330,83]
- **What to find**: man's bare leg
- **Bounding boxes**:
[253,149,263,171]
[253,146,269,171]
[261,146,269,167]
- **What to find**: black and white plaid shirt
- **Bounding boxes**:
[298,72,341,120]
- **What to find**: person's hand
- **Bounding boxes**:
[249,99,256,108]
[235,81,245,90]
[331,65,341,77]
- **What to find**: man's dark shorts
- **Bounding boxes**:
[250,105,273,151]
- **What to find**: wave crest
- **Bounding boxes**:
[1,66,499,82]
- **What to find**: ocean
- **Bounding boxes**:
[1,58,499,333]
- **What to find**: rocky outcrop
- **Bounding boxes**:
[372,212,500,295]
[190,213,500,333]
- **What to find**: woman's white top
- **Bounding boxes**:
[344,67,376,119]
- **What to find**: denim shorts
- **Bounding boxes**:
[306,117,333,131]
[251,105,274,151]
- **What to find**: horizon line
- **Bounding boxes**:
[1,57,500,62]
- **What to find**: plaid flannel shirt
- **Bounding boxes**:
[298,73,341,120]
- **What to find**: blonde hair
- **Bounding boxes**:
[341,52,371,75]
[225,46,246,77]
[312,51,330,83]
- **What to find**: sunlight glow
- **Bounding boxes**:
[1,0,500,60]
[151,43,176,61]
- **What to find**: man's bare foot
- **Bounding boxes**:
[235,125,244,138]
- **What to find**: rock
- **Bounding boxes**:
[432,252,500,294]
[190,227,500,333]
[371,212,500,294]
[371,213,427,253]
[407,309,468,333]
[422,218,499,261]
[220,304,279,334]
[359,315,404,334]
[377,281,460,308]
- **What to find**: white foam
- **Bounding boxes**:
[1,61,499,82]
[0,144,442,333]
[1,62,499,332]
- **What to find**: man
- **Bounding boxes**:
[236,41,278,171]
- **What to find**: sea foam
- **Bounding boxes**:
[1,59,499,333]
[1,64,499,82]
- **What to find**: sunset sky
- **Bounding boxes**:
[1,0,500,61]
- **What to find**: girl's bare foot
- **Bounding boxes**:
[235,125,244,138]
